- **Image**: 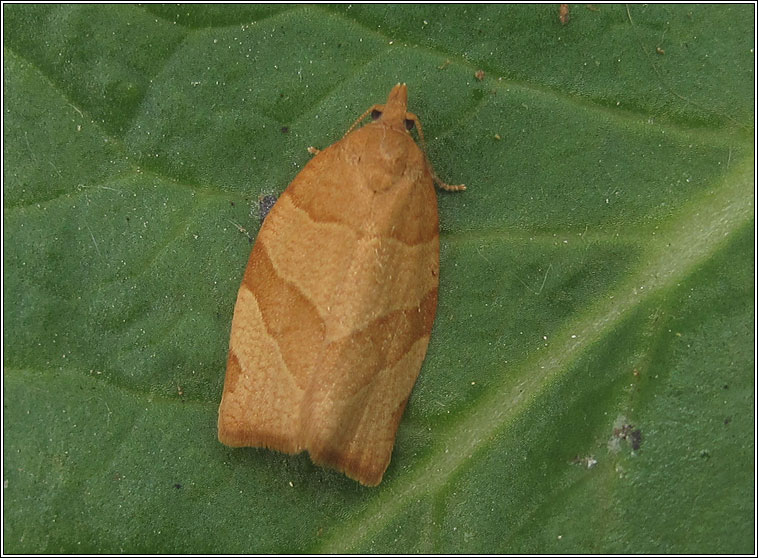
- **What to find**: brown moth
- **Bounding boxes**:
[218,83,464,486]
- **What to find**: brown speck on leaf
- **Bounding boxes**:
[474,69,485,81]
[437,59,451,70]
[656,46,665,55]
[559,4,570,25]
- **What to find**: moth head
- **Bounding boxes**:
[371,109,415,132]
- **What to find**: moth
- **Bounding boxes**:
[218,84,464,486]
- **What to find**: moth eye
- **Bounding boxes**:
[371,109,382,120]
[405,119,415,131]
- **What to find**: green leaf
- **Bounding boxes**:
[3,4,753,553]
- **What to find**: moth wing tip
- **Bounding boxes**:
[309,445,389,487]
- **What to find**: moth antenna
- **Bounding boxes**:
[344,104,384,137]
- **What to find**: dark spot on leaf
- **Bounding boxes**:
[281,126,289,134]
[630,429,642,450]
[258,194,278,223]
[371,109,382,120]
[174,483,182,489]
[614,422,642,450]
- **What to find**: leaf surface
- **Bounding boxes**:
[3,4,754,553]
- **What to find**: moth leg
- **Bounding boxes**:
[406,112,466,192]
